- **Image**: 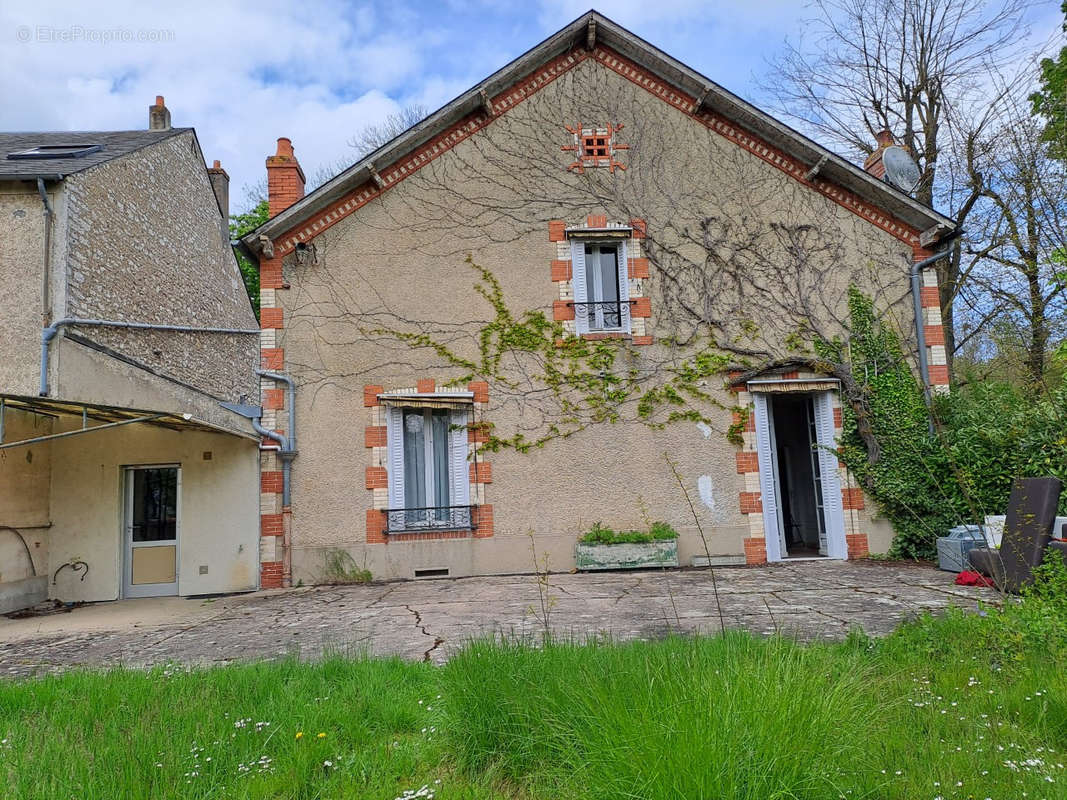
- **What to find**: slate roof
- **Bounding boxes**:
[0,128,189,180]
[245,10,955,254]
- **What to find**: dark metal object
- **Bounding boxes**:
[385,506,477,533]
[52,560,89,585]
[0,526,36,577]
[567,300,635,329]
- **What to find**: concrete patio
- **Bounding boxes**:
[0,560,997,679]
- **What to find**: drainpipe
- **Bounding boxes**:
[255,369,297,589]
[910,247,953,410]
[39,317,260,396]
[36,178,53,326]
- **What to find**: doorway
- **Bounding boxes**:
[752,390,847,562]
[122,465,180,598]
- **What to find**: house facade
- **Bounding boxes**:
[0,99,261,612]
[241,12,956,587]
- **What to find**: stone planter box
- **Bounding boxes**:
[575,540,679,571]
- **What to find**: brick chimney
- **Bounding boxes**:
[266,137,305,218]
[863,128,896,179]
[149,95,171,131]
[207,159,229,239]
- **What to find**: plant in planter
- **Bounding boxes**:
[575,522,680,571]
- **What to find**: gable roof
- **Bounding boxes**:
[244,10,955,256]
[0,128,189,180]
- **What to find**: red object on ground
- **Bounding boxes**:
[955,570,995,587]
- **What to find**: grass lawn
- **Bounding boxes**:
[2,584,1066,799]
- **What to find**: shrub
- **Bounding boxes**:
[578,521,678,545]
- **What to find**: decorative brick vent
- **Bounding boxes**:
[562,122,629,173]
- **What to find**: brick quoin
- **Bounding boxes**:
[629,218,647,238]
[833,407,842,428]
[732,408,756,432]
[631,335,653,346]
[366,509,387,544]
[628,257,650,279]
[842,488,865,510]
[846,533,870,559]
[468,381,489,403]
[550,260,572,281]
[743,538,767,565]
[260,561,284,589]
[262,388,284,410]
[261,471,284,493]
[261,348,284,370]
[473,504,494,538]
[260,257,284,289]
[261,513,284,537]
[553,300,575,321]
[781,370,799,379]
[586,214,607,228]
[363,385,383,407]
[924,325,945,345]
[631,297,652,318]
[416,378,436,393]
[919,286,940,307]
[259,307,283,328]
[468,425,489,443]
[548,220,566,241]
[735,451,759,473]
[469,462,492,484]
[365,466,388,489]
[365,425,387,448]
[739,491,763,514]
[928,365,950,385]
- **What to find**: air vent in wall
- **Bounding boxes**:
[413,567,449,579]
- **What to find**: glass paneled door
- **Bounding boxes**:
[123,466,180,597]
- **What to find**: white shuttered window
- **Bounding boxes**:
[570,240,630,334]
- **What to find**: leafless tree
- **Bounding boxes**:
[347,104,428,158]
[763,0,1033,376]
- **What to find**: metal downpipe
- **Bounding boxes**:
[910,248,952,410]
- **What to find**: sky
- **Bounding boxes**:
[2,1,1063,212]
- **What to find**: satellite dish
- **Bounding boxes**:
[882,146,921,193]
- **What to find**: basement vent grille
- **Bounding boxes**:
[413,567,449,579]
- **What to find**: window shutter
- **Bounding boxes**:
[386,406,405,510]
[617,240,631,334]
[752,394,783,562]
[813,392,847,559]
[570,240,589,334]
[448,409,470,507]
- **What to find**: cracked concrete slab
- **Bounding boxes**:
[0,560,997,678]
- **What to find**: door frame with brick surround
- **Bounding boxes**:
[752,388,848,562]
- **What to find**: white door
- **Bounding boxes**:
[123,466,180,598]
[812,393,848,559]
[752,394,787,561]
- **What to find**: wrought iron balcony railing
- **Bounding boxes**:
[567,300,635,330]
[385,505,476,533]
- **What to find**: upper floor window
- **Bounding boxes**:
[571,240,631,334]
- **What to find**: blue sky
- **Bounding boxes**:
[1,1,1062,211]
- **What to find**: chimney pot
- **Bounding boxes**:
[149,96,171,131]
[266,137,305,218]
[864,128,897,179]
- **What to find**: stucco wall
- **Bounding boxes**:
[59,131,257,404]
[270,58,920,580]
[0,408,51,585]
[48,419,259,602]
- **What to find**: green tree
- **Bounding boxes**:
[1032,3,1067,160]
[229,200,268,315]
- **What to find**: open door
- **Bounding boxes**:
[752,394,787,561]
[123,466,180,598]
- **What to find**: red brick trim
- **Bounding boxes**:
[553,300,575,321]
[781,370,799,379]
[387,530,475,542]
[469,462,492,484]
[363,385,383,407]
[266,45,926,262]
[833,407,842,428]
[743,538,767,565]
[262,388,284,410]
[468,424,489,443]
[628,257,649,279]
[928,365,950,385]
[846,533,870,559]
[261,471,284,493]
[261,348,284,370]
[924,324,945,345]
[920,286,940,307]
[365,425,387,448]
[367,509,386,544]
[548,219,567,241]
[261,513,284,537]
[631,297,652,318]
[550,260,572,281]
[581,332,628,340]
[631,335,653,346]
[260,307,283,328]
[260,257,285,290]
[629,218,647,238]
[365,466,388,489]
[261,561,284,589]
[842,487,865,510]
[732,408,756,432]
[473,504,494,537]
[735,451,759,473]
[739,491,763,514]
[468,381,489,403]
[586,214,607,228]
[416,378,436,393]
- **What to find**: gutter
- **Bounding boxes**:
[39,317,260,396]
